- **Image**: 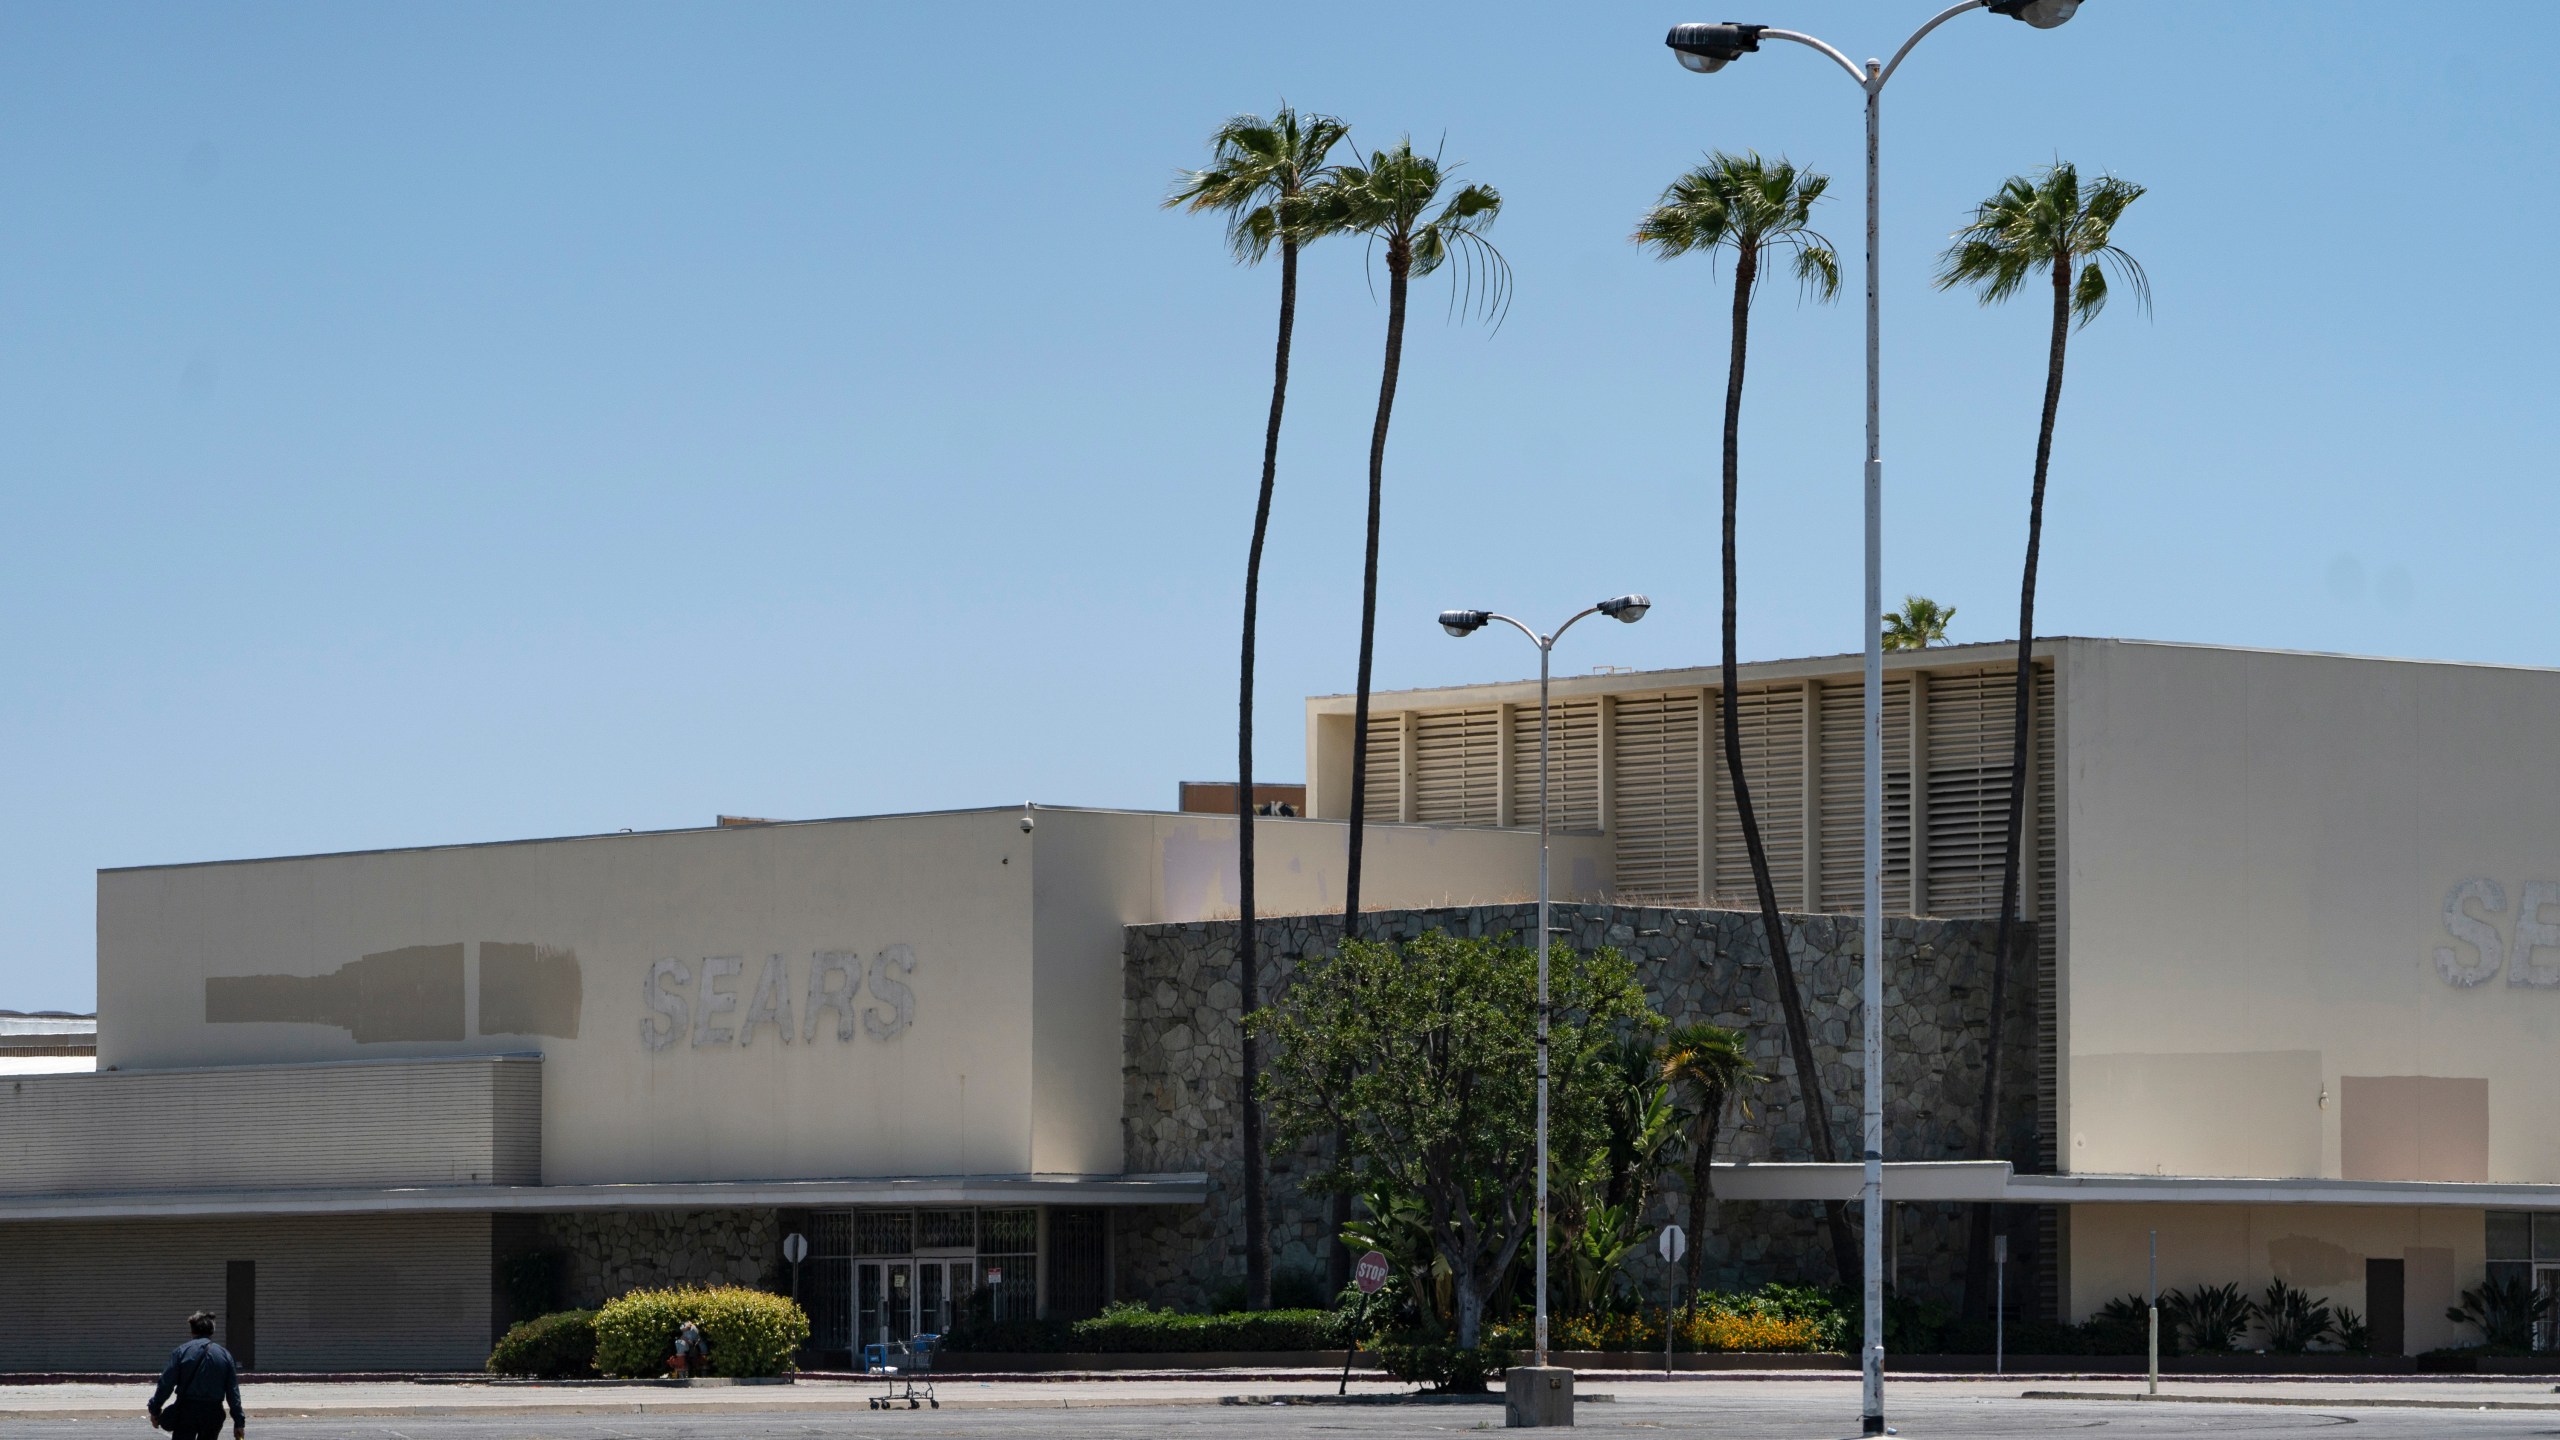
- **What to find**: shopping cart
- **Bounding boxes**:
[863,1333,938,1409]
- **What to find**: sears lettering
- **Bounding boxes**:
[640,946,919,1050]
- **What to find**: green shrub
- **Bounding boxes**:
[593,1286,810,1378]
[1067,1302,1341,1352]
[487,1309,597,1378]
[1373,1336,1511,1393]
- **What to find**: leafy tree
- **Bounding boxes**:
[1554,1038,1679,1313]
[1881,596,1955,651]
[1165,104,1351,1312]
[1935,161,2145,1315]
[1319,139,1507,937]
[1633,151,1853,1283]
[1656,1022,1760,1291]
[1252,931,1656,1348]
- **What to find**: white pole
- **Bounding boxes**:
[1857,55,1887,1440]
[2148,1230,2159,1395]
[1535,635,1552,1371]
[1994,1234,2007,1375]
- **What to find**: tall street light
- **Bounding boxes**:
[1439,594,1650,1386]
[1666,4,2085,1435]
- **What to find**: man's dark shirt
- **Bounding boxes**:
[149,1337,244,1428]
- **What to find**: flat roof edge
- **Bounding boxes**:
[0,1173,1212,1222]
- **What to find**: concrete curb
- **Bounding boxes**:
[2023,1389,2560,1413]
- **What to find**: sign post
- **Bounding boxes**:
[1341,1250,1390,1396]
[1657,1225,1687,1377]
[1993,1234,2008,1375]
[782,1231,808,1302]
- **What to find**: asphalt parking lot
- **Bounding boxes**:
[17,1376,2560,1440]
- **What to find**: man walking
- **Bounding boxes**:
[147,1311,244,1439]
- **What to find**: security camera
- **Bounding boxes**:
[1020,814,1035,834]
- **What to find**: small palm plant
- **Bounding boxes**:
[1320,138,1507,936]
[1882,596,1956,651]
[2259,1279,2336,1353]
[2448,1274,2551,1351]
[1635,150,1849,1284]
[1165,104,1351,1314]
[1657,1023,1761,1292]
[1935,161,2144,1316]
[2166,1282,2255,1353]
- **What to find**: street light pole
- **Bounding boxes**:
[1440,595,1650,1380]
[1666,5,2087,1433]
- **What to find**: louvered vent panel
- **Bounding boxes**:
[1508,699,1602,831]
[1923,670,2019,916]
[2032,662,2060,1173]
[1357,711,1402,823]
[1815,677,1914,913]
[1412,707,1504,825]
[1710,686,1806,910]
[1612,690,1704,903]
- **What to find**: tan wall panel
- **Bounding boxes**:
[2340,1075,2490,1183]
[2068,1050,2322,1179]
[0,1213,491,1372]
[1,1057,538,1195]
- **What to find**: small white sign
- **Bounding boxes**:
[985,1265,1004,1286]
[1657,1225,1687,1264]
[782,1232,809,1265]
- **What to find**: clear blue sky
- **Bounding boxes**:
[4,3,2553,1010]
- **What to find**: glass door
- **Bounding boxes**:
[918,1259,976,1337]
[2537,1266,2560,1351]
[856,1260,915,1351]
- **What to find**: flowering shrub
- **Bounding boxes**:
[1485,1284,1838,1354]
[593,1286,809,1378]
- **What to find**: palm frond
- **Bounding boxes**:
[1936,160,2148,323]
[1165,105,1354,263]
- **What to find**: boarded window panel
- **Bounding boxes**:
[1815,677,1914,913]
[1710,686,1806,910]
[1412,707,1504,825]
[1508,699,1602,832]
[1612,691,1704,904]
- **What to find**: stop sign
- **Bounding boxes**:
[1353,1250,1391,1294]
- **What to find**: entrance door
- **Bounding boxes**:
[917,1259,976,1337]
[2538,1267,2560,1351]
[856,1261,915,1351]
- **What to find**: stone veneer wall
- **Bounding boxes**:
[1119,903,2038,1315]
[538,1209,786,1309]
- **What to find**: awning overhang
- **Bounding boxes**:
[1708,1161,2560,1209]
[0,1172,1209,1223]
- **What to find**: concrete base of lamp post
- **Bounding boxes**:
[1505,1366,1575,1428]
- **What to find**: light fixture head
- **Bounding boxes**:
[1987,0,2080,28]
[1439,609,1491,638]
[1665,22,1764,73]
[1597,594,1652,624]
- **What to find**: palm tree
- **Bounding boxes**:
[1934,160,2145,1318]
[1882,596,1956,651]
[1658,1023,1759,1292]
[1165,106,1351,1313]
[1324,139,1508,936]
[1633,151,1856,1284]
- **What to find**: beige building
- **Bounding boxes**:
[10,634,2558,1368]
[1,806,1599,1371]
[1318,636,2560,1353]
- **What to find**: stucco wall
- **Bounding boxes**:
[2069,1202,2482,1353]
[91,807,1588,1190]
[0,1213,491,1372]
[2060,642,2560,1185]
[1118,902,2028,1311]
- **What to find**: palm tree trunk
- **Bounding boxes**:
[1963,250,2073,1322]
[1685,1090,1722,1294]
[1342,251,1409,940]
[1236,238,1299,1313]
[1718,245,1859,1285]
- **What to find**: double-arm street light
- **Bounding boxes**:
[1665,4,2086,1435]
[1439,594,1650,1377]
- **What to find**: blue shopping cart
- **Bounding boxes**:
[863,1333,938,1409]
